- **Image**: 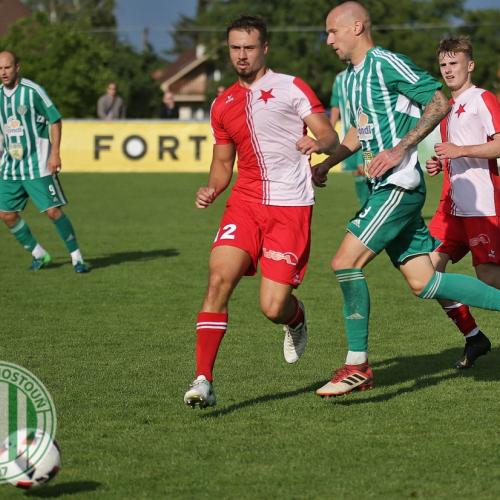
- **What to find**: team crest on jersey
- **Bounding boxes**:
[259,89,275,104]
[356,109,373,141]
[8,143,24,160]
[4,116,24,137]
[362,151,373,179]
[17,105,28,115]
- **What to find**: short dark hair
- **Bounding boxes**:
[437,35,473,61]
[1,50,19,65]
[227,14,267,45]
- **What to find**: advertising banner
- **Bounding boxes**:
[58,120,440,173]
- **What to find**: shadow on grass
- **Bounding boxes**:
[86,249,179,270]
[201,382,322,418]
[203,347,499,414]
[327,346,500,406]
[25,480,101,497]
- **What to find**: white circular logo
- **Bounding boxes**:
[125,138,145,157]
[0,362,56,483]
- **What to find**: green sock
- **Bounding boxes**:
[334,269,370,351]
[354,175,370,206]
[9,218,37,252]
[419,271,500,311]
[52,213,79,253]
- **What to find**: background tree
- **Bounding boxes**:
[22,0,116,28]
[1,11,165,118]
[171,0,500,106]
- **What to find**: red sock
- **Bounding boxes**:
[196,312,228,383]
[443,304,478,336]
[286,295,304,328]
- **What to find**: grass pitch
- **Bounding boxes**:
[1,173,500,499]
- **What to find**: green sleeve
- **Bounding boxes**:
[330,74,341,108]
[382,52,442,107]
[33,87,62,124]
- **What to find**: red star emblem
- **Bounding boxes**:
[259,89,275,104]
[455,104,466,117]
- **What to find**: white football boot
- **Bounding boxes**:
[283,300,308,363]
[184,375,216,409]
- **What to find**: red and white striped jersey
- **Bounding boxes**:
[438,86,500,216]
[210,70,324,206]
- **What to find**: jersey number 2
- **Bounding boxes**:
[215,224,237,241]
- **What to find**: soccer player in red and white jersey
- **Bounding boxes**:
[426,35,500,369]
[183,14,339,408]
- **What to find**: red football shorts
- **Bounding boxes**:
[212,195,313,288]
[429,210,500,266]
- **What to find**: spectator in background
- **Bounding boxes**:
[159,91,179,119]
[97,82,125,120]
[216,85,226,97]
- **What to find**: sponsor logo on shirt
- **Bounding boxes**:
[263,248,298,266]
[469,234,490,247]
[225,95,234,104]
[356,109,373,141]
[489,249,496,259]
[352,219,361,228]
[4,116,24,136]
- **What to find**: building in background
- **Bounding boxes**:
[0,0,31,36]
[152,45,221,120]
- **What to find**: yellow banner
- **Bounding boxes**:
[59,120,337,173]
[60,121,214,172]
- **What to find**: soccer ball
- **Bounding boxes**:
[0,428,61,489]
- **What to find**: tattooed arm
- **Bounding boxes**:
[367,90,451,178]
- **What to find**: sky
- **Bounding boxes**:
[115,0,500,56]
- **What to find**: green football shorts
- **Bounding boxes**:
[346,182,440,266]
[0,175,68,213]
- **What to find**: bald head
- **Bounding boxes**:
[326,2,374,65]
[328,2,372,33]
[0,50,20,89]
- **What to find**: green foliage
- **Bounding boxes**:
[102,43,164,119]
[2,173,500,499]
[172,0,500,105]
[0,12,166,118]
[0,12,114,118]
[462,9,500,94]
[22,0,116,28]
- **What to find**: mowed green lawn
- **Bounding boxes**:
[1,172,499,500]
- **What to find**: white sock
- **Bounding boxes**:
[345,350,368,365]
[464,327,480,339]
[32,243,47,259]
[70,248,83,265]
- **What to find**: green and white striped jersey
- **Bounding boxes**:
[345,47,441,189]
[330,69,363,170]
[0,78,61,180]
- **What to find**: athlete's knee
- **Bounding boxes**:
[0,211,19,227]
[45,206,63,221]
[261,301,287,323]
[331,252,355,271]
[475,264,500,289]
[409,272,436,297]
